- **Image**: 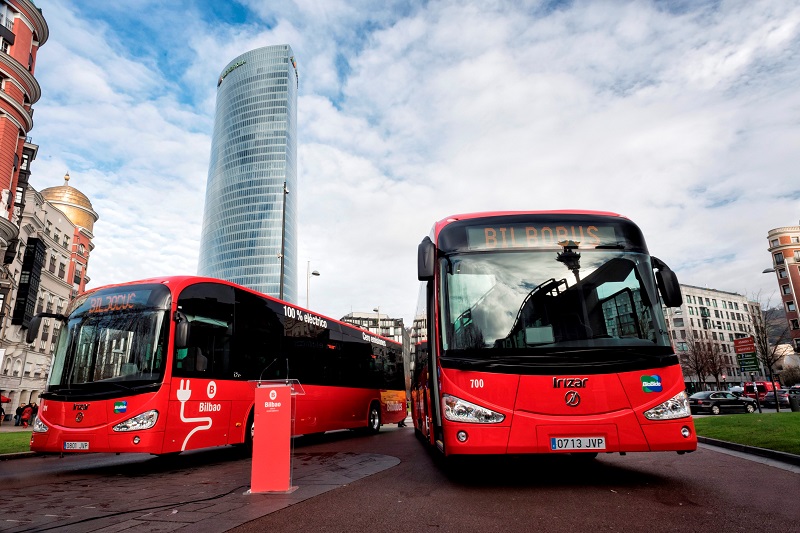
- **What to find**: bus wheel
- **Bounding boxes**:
[243,411,255,454]
[366,402,381,434]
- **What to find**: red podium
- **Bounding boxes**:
[249,380,304,494]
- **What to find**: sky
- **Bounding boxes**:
[28,0,800,325]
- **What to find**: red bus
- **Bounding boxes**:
[742,381,781,401]
[26,276,406,455]
[410,211,696,458]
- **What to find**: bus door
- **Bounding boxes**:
[164,283,236,453]
[426,281,445,449]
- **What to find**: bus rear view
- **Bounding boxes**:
[410,211,696,458]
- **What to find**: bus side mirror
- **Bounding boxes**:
[418,237,435,281]
[653,257,682,308]
[26,315,42,344]
[174,312,189,349]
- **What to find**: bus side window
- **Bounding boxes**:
[234,288,284,380]
[175,348,189,370]
[176,283,235,379]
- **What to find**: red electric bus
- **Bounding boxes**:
[410,211,696,458]
[26,276,406,455]
[742,381,781,401]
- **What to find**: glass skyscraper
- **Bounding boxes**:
[198,44,298,302]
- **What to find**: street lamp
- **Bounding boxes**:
[279,181,289,300]
[760,266,781,412]
[556,240,581,282]
[306,261,320,309]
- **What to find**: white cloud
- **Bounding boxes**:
[28,0,800,325]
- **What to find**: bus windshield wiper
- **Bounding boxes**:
[440,356,495,368]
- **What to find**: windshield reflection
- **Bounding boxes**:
[440,249,670,353]
[49,309,169,389]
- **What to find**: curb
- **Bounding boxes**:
[0,451,37,461]
[697,436,800,467]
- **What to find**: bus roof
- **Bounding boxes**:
[430,210,628,239]
[75,275,403,347]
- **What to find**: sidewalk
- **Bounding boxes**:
[0,424,32,432]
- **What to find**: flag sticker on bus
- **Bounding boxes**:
[641,375,663,393]
[114,401,127,413]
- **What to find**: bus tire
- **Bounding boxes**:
[243,410,255,455]
[366,402,381,434]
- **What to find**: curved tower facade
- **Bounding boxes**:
[198,44,298,303]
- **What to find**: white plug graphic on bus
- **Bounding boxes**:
[177,379,213,451]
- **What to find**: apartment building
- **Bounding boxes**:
[765,224,800,353]
[0,177,97,418]
[664,285,761,389]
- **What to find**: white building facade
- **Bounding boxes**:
[0,180,97,421]
[664,284,761,390]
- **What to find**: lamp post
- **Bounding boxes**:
[556,240,581,282]
[306,261,320,309]
[761,266,781,412]
[279,181,288,300]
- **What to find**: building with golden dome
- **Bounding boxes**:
[0,174,98,419]
[40,173,98,295]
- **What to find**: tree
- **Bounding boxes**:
[781,366,800,387]
[704,342,727,390]
[750,297,791,411]
[680,337,711,392]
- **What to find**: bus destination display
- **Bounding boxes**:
[79,289,155,315]
[466,224,617,250]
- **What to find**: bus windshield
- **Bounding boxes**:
[439,249,671,356]
[46,284,172,395]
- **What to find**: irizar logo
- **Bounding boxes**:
[641,375,663,393]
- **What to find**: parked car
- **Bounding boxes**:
[688,391,758,415]
[762,389,790,408]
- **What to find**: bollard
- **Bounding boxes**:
[789,395,800,412]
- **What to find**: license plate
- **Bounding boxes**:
[550,437,605,451]
[63,441,89,451]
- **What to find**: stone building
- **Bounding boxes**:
[0,175,97,420]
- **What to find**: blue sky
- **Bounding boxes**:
[29,0,800,323]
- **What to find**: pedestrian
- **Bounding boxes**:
[0,404,5,426]
[21,403,32,428]
[14,404,23,426]
[31,402,38,426]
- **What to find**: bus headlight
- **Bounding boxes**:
[113,410,159,432]
[643,391,691,420]
[32,417,49,433]
[443,394,505,424]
